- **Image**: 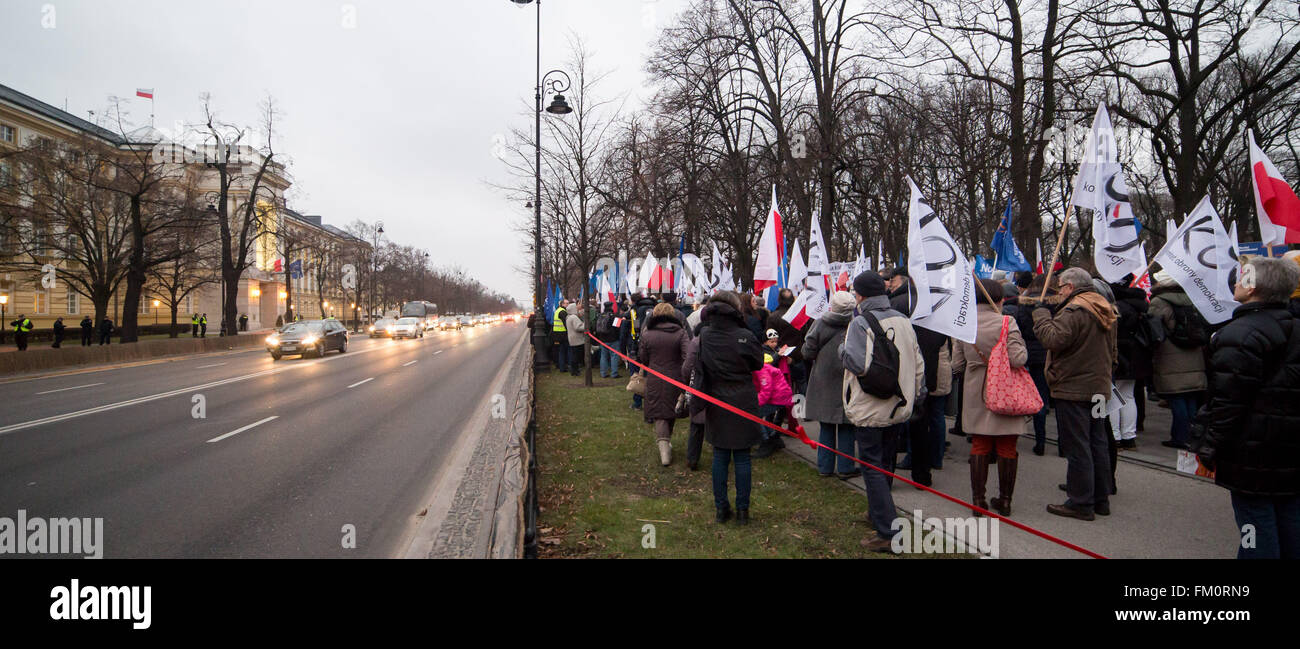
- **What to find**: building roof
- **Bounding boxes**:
[0,83,126,144]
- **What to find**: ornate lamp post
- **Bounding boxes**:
[510,0,571,371]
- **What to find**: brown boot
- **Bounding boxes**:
[969,454,991,516]
[991,456,1017,517]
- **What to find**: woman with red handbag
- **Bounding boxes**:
[951,278,1036,516]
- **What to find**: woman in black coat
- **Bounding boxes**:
[1110,280,1153,450]
[638,302,689,467]
[696,291,763,525]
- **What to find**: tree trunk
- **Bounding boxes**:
[169,305,179,338]
[120,196,147,343]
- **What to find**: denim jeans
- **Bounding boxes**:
[599,344,619,377]
[555,338,570,372]
[816,422,857,474]
[1230,492,1300,559]
[1167,393,1202,444]
[712,447,752,510]
[854,424,901,539]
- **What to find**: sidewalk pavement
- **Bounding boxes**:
[789,399,1237,558]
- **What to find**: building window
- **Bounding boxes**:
[186,295,193,313]
[66,290,78,314]
[35,288,50,315]
[0,124,15,143]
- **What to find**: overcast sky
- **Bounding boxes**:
[1,0,689,305]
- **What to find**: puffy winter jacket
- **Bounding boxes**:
[754,362,794,408]
[1193,301,1300,497]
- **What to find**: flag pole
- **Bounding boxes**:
[972,269,998,306]
[1040,201,1074,300]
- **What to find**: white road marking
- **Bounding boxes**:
[206,416,278,443]
[434,350,443,355]
[196,362,227,369]
[0,343,388,437]
[35,383,104,395]
[348,377,374,388]
[403,360,418,367]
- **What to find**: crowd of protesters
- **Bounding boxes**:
[538,251,1300,557]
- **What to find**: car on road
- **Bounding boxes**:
[389,317,424,339]
[458,315,474,328]
[267,320,348,360]
[368,317,396,338]
[436,316,461,331]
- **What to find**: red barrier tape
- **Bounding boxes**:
[586,332,1107,559]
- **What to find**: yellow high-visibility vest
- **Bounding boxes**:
[552,308,567,333]
[14,318,32,332]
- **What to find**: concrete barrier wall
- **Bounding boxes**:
[0,334,268,376]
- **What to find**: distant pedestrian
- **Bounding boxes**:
[1192,257,1300,559]
[98,317,114,345]
[191,313,199,337]
[552,300,569,372]
[10,313,33,351]
[199,313,208,337]
[801,291,859,479]
[276,314,284,328]
[697,291,763,525]
[1148,271,1207,450]
[639,302,689,466]
[1033,267,1117,521]
[594,301,621,379]
[52,316,66,348]
[565,303,587,377]
[239,313,249,331]
[681,311,708,471]
[80,316,93,346]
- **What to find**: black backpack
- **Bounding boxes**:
[1167,303,1209,349]
[596,311,615,336]
[854,311,908,417]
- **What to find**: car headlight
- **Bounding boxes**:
[302,335,318,345]
[368,325,374,332]
[266,334,279,346]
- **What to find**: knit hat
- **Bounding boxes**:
[765,328,779,340]
[829,291,856,314]
[853,271,887,298]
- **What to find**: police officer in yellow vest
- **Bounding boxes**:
[191,313,200,337]
[10,314,33,351]
[552,299,569,372]
[199,313,208,337]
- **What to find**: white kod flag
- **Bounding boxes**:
[681,253,709,296]
[638,253,659,292]
[1072,103,1144,282]
[788,239,808,291]
[906,177,977,343]
[808,212,830,290]
[1152,196,1240,324]
[710,241,723,293]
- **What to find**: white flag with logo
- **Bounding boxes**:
[906,177,977,343]
[788,239,808,291]
[808,212,831,291]
[1072,104,1144,282]
[1152,196,1240,324]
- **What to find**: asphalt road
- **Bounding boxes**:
[0,322,527,558]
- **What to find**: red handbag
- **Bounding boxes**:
[975,317,1044,416]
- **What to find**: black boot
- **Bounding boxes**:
[991,456,1017,517]
[969,454,991,516]
[736,508,749,525]
[716,504,732,524]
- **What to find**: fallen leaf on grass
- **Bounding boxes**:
[540,537,563,545]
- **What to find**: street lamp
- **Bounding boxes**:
[370,222,384,327]
[510,0,571,372]
[152,299,160,326]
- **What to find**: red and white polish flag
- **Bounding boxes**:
[136,88,154,99]
[753,185,784,294]
[1249,129,1300,246]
